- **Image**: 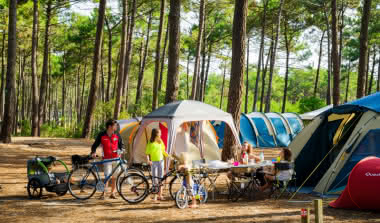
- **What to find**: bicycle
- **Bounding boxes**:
[68,150,143,200]
[228,171,261,202]
[118,159,181,204]
[175,168,208,209]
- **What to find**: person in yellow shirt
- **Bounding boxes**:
[146,128,169,202]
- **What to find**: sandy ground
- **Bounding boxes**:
[0,137,379,223]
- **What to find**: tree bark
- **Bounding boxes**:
[31,0,39,136]
[252,0,268,112]
[220,62,227,109]
[314,30,325,97]
[61,51,66,127]
[331,0,340,106]
[186,52,190,99]
[82,0,106,138]
[245,37,249,114]
[135,11,153,106]
[38,0,52,134]
[159,21,169,92]
[377,48,380,92]
[190,0,205,100]
[264,0,284,113]
[123,0,136,112]
[0,31,5,120]
[0,0,17,143]
[202,43,212,101]
[113,0,128,119]
[368,49,376,95]
[324,9,332,105]
[105,19,113,102]
[165,0,181,104]
[365,49,370,95]
[357,0,372,99]
[198,31,207,101]
[79,63,87,121]
[345,61,351,103]
[281,19,290,113]
[260,41,272,112]
[222,0,248,161]
[152,0,166,110]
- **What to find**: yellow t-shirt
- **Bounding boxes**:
[145,141,168,162]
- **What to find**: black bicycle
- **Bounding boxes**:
[119,160,182,204]
[228,172,261,202]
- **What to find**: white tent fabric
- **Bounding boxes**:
[131,100,241,164]
[300,105,333,120]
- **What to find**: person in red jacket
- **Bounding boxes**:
[91,119,124,200]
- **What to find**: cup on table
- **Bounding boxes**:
[233,161,239,166]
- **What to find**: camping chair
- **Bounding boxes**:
[270,162,296,199]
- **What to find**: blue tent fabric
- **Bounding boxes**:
[270,117,291,147]
[251,117,276,147]
[347,92,380,112]
[240,115,258,147]
[210,121,225,148]
[287,117,303,136]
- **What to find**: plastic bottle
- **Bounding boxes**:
[260,150,265,162]
[244,152,248,164]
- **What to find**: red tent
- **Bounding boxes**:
[159,122,168,150]
[329,156,380,210]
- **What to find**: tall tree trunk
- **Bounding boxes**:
[368,49,376,95]
[31,0,39,136]
[222,0,248,161]
[159,21,169,92]
[324,9,332,105]
[264,0,284,113]
[260,42,272,112]
[38,0,52,134]
[245,37,249,113]
[314,30,325,97]
[202,43,212,101]
[331,0,340,106]
[61,52,66,127]
[123,0,136,112]
[365,49,370,95]
[198,32,207,101]
[186,52,190,99]
[282,19,290,113]
[0,0,17,143]
[113,0,128,119]
[152,0,166,110]
[79,63,87,121]
[105,19,113,102]
[135,11,152,106]
[82,0,106,138]
[190,0,205,100]
[0,31,5,120]
[220,62,227,109]
[338,2,345,69]
[357,0,372,99]
[165,0,181,104]
[345,61,351,103]
[377,48,380,92]
[252,0,268,112]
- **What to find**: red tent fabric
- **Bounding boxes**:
[330,156,380,210]
[159,123,168,151]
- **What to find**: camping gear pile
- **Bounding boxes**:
[27,156,70,198]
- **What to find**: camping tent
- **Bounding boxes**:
[212,113,303,148]
[246,112,277,147]
[130,100,240,164]
[329,157,380,210]
[266,112,293,147]
[290,92,380,195]
[300,105,333,120]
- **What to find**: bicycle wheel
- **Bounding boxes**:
[175,186,188,209]
[27,178,43,199]
[228,182,240,202]
[119,173,149,204]
[168,175,179,200]
[197,184,208,203]
[68,167,98,200]
[116,166,145,193]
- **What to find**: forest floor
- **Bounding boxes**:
[0,137,379,223]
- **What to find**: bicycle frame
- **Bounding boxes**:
[88,157,127,185]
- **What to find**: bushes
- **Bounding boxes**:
[298,97,326,114]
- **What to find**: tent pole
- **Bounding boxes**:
[289,113,363,200]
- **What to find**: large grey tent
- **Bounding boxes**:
[131,100,241,163]
[290,92,380,195]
